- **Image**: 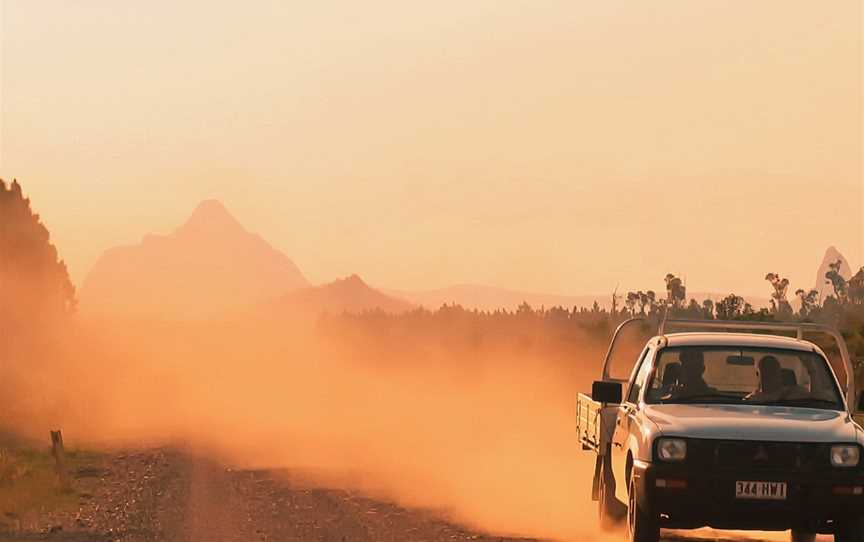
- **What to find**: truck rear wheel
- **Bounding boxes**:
[598,453,623,530]
[835,517,864,542]
[627,475,659,542]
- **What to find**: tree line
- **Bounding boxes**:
[327,268,864,361]
[1,179,76,332]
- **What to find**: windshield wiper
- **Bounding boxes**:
[661,392,743,404]
[753,397,843,410]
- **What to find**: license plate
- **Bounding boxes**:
[735,481,787,500]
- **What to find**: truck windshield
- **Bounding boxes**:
[644,346,844,410]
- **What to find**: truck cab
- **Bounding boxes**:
[577,319,864,542]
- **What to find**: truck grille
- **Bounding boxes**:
[688,439,829,471]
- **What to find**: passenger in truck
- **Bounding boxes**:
[756,355,783,395]
[746,355,808,402]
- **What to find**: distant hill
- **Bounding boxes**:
[80,200,308,319]
[276,275,414,316]
[814,246,853,301]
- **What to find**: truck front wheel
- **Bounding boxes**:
[790,530,815,542]
[627,475,659,542]
[598,454,623,530]
[835,517,864,542]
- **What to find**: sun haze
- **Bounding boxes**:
[0,0,861,297]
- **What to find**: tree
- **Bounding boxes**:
[702,299,715,320]
[795,288,820,318]
[645,290,658,315]
[715,294,744,320]
[635,291,649,315]
[516,301,534,316]
[664,274,686,309]
[611,286,621,318]
[625,292,639,316]
[826,259,848,304]
[0,179,76,326]
[849,267,864,305]
[685,299,702,318]
[764,273,792,317]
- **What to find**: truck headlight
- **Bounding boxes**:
[831,445,860,468]
[656,438,687,462]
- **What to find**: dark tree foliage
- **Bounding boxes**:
[323,270,864,373]
[765,273,792,317]
[701,299,715,320]
[715,294,744,320]
[795,288,820,319]
[849,268,864,306]
[826,259,848,304]
[0,179,76,326]
[625,291,638,315]
[664,274,686,309]
[625,290,657,316]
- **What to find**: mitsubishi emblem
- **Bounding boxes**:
[754,444,770,462]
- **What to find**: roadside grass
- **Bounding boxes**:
[0,446,102,528]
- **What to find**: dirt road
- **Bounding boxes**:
[0,448,814,542]
[0,448,536,542]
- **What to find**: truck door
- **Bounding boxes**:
[612,346,653,500]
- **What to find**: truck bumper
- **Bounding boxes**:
[633,460,864,532]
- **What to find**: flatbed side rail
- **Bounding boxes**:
[576,393,601,451]
[576,393,617,454]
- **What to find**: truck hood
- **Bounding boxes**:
[644,404,859,443]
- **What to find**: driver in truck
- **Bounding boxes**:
[659,362,681,396]
[668,349,712,398]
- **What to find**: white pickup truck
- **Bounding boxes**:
[577,318,864,542]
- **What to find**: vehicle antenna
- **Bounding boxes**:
[659,302,669,335]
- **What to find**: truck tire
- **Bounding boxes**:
[836,517,864,542]
[627,475,659,542]
[598,453,623,529]
[790,530,816,542]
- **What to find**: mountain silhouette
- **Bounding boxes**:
[276,274,413,316]
[80,200,308,319]
[179,199,247,236]
[814,246,852,300]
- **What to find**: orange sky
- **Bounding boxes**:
[0,1,861,297]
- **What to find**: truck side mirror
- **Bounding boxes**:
[592,381,622,404]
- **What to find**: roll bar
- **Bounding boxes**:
[601,317,651,382]
[602,318,856,411]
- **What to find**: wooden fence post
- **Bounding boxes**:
[50,430,70,491]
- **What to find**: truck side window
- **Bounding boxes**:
[627,348,653,404]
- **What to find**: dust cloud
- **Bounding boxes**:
[2,315,796,541]
[3,313,615,541]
